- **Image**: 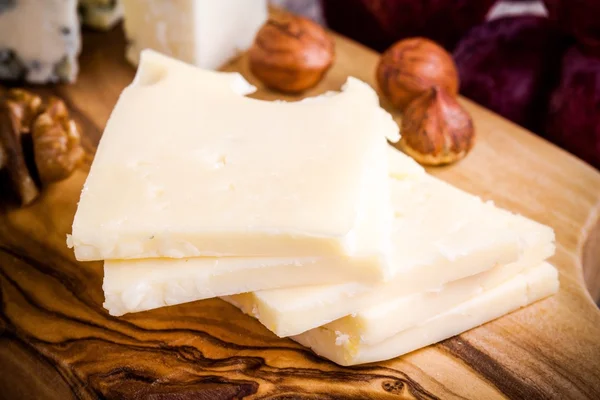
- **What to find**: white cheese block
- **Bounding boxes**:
[224,170,554,337]
[79,0,123,30]
[291,262,559,366]
[122,0,267,70]
[69,50,400,264]
[102,144,399,316]
[0,0,81,83]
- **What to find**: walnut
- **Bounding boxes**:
[0,140,6,170]
[0,100,39,205]
[32,97,84,184]
[5,89,44,134]
[0,89,84,206]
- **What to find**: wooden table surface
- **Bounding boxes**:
[1,26,600,400]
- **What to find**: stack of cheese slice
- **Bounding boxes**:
[68,50,558,366]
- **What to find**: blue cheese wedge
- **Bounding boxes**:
[0,0,81,83]
[79,0,123,30]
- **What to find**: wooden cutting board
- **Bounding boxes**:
[1,26,600,400]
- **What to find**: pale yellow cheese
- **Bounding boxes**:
[68,50,400,262]
[104,256,372,316]
[291,262,559,366]
[102,144,401,316]
[224,172,554,337]
[325,237,553,345]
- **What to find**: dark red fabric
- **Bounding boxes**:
[321,0,497,52]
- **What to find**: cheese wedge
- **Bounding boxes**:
[325,238,553,345]
[224,174,554,337]
[291,262,559,366]
[102,145,402,316]
[68,50,400,262]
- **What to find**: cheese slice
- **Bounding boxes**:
[325,237,553,345]
[291,262,559,366]
[102,144,400,316]
[69,50,400,262]
[122,0,267,70]
[224,173,554,337]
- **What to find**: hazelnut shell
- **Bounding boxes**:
[249,14,334,93]
[400,87,475,166]
[377,38,459,111]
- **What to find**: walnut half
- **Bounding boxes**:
[33,97,84,184]
[0,100,39,205]
[0,89,84,206]
[5,89,44,134]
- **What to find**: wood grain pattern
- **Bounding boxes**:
[1,26,600,400]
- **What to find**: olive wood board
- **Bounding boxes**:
[1,26,600,400]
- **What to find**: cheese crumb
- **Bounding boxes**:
[334,330,350,346]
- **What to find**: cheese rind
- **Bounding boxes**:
[225,168,554,337]
[291,262,559,366]
[0,0,80,83]
[70,50,399,262]
[122,0,267,70]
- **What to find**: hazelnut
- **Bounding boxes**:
[377,38,459,111]
[248,13,334,93]
[399,87,475,166]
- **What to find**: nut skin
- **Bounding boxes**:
[377,37,459,111]
[249,13,334,93]
[32,97,84,184]
[400,86,475,166]
[0,140,6,170]
[0,100,39,205]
